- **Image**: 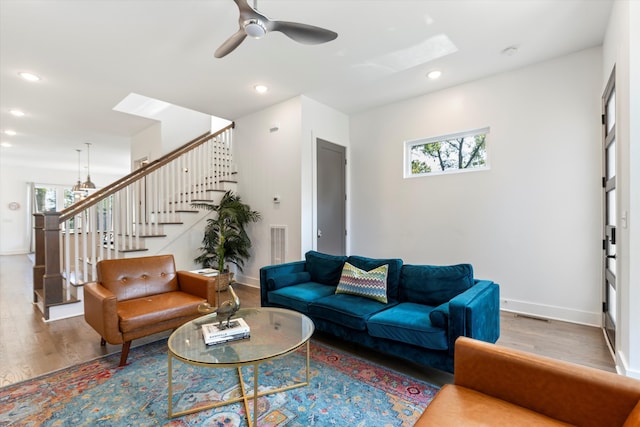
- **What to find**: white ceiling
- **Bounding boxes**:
[0,0,613,176]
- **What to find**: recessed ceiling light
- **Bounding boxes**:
[427,70,442,80]
[19,72,41,82]
[1,142,12,148]
[254,84,268,94]
[4,130,17,136]
[10,109,25,117]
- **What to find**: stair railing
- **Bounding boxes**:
[33,123,234,319]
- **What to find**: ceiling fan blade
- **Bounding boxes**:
[215,29,247,58]
[233,0,257,18]
[269,21,337,45]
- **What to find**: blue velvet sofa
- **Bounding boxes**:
[259,251,500,373]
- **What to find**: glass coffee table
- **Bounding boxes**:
[167,307,314,426]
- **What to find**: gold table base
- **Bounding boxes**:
[168,340,310,426]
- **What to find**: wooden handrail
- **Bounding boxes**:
[59,123,234,222]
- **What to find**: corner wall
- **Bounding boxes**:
[234,96,350,287]
[234,97,304,286]
[350,47,603,325]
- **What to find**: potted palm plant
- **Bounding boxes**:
[192,191,261,290]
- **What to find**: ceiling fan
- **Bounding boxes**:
[215,0,338,58]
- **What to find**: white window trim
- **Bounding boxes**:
[403,126,490,178]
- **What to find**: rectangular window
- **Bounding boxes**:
[33,185,75,212]
[404,127,489,177]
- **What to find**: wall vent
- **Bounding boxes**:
[270,225,287,265]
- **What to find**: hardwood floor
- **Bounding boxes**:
[0,254,615,389]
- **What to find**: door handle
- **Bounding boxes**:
[317,229,323,238]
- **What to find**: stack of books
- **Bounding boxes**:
[201,318,250,345]
[191,268,219,277]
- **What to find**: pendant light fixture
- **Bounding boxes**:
[81,142,96,190]
[72,149,83,194]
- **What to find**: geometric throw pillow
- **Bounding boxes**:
[335,262,389,303]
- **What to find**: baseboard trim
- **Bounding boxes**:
[500,298,601,327]
[235,274,259,288]
[616,349,640,379]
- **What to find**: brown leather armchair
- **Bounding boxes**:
[83,254,217,366]
[415,337,640,426]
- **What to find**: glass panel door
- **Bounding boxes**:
[602,67,616,350]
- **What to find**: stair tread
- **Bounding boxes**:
[34,289,80,307]
[118,248,149,253]
[64,270,93,287]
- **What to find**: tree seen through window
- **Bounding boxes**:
[408,129,488,176]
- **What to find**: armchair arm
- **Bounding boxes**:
[177,271,216,305]
[259,261,307,306]
[454,337,640,426]
[447,280,500,355]
[83,282,122,344]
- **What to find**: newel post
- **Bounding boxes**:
[33,211,63,319]
[32,213,45,304]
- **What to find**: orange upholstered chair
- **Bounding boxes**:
[83,255,216,366]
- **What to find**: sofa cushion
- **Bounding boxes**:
[267,271,312,290]
[267,282,336,314]
[367,302,448,350]
[400,264,474,306]
[429,301,450,329]
[98,254,179,301]
[118,291,204,333]
[336,262,389,303]
[309,293,392,331]
[415,384,573,427]
[347,255,403,301]
[305,251,348,285]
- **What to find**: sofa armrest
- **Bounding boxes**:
[83,282,122,344]
[176,270,216,305]
[447,280,500,354]
[259,261,307,306]
[454,336,640,426]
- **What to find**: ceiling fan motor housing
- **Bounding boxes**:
[244,19,266,38]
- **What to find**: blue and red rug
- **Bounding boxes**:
[0,339,438,426]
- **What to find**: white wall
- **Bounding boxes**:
[130,104,211,165]
[234,97,303,286]
[630,0,640,380]
[602,0,640,378]
[130,122,161,166]
[350,47,603,326]
[157,105,211,153]
[234,96,350,287]
[0,164,123,254]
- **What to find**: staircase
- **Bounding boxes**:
[33,124,236,321]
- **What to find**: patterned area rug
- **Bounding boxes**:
[0,339,438,426]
